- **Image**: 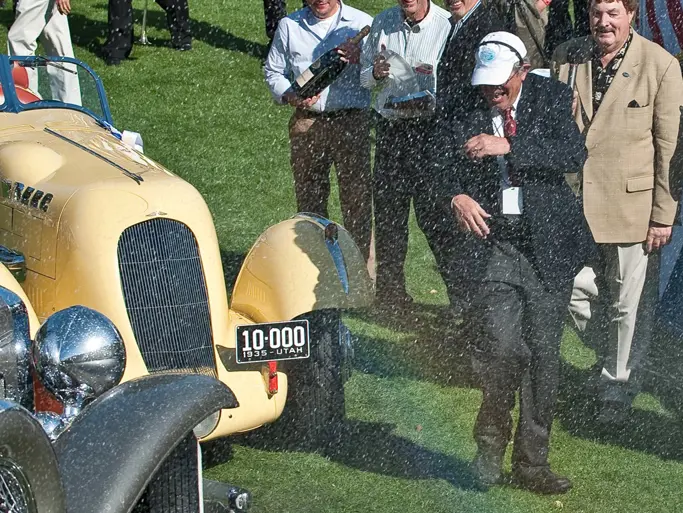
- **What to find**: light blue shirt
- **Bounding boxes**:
[264,3,373,112]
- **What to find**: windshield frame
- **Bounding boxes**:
[0,55,113,126]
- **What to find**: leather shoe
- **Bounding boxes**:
[472,450,504,487]
[512,466,572,495]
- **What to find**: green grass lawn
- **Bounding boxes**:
[3,1,683,511]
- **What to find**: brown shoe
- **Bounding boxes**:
[512,466,572,495]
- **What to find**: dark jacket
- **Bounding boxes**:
[436,3,505,124]
[437,73,595,290]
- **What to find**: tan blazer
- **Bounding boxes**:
[551,32,683,244]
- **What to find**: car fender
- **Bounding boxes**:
[230,214,374,323]
[0,400,66,513]
[53,374,238,513]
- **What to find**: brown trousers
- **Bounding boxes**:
[289,108,372,260]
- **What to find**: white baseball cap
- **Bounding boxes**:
[471,32,528,86]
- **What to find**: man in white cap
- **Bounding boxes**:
[441,31,593,493]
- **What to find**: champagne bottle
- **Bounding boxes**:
[292,25,371,99]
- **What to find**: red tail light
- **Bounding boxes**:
[268,361,278,395]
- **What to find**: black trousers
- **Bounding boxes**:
[103,0,191,61]
[373,117,460,302]
[263,0,286,42]
[467,235,571,469]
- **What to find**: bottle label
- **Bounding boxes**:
[295,68,315,88]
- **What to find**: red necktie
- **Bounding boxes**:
[502,108,520,186]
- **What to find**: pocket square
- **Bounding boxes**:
[627,100,641,108]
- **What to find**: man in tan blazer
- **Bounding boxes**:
[551,0,683,422]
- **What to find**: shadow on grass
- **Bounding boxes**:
[556,359,683,461]
[641,322,683,418]
[220,248,247,297]
[0,9,13,30]
[225,419,480,490]
[350,304,478,390]
[40,7,268,61]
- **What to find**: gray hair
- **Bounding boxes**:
[512,56,531,72]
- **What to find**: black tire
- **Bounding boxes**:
[0,402,65,513]
[281,309,347,450]
[132,433,201,513]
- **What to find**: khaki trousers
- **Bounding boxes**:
[568,243,658,404]
[289,109,372,260]
[8,0,81,105]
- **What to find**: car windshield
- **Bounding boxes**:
[1,55,112,125]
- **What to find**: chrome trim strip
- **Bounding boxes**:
[0,288,33,410]
[294,213,350,294]
[0,247,26,283]
[44,127,144,184]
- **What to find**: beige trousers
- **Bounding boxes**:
[569,243,658,403]
[8,0,81,105]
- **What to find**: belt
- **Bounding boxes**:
[488,215,530,245]
[295,108,363,119]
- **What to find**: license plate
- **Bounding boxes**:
[235,320,310,364]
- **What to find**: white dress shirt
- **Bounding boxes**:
[359,3,451,119]
[264,2,373,112]
[491,85,523,215]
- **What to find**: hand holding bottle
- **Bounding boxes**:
[337,37,362,64]
[372,45,390,80]
[282,90,321,109]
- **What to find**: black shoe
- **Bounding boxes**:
[512,466,572,495]
[104,57,124,66]
[173,42,192,51]
[472,450,504,487]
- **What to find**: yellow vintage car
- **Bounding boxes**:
[0,55,373,444]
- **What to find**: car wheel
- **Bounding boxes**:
[0,402,65,513]
[132,433,201,513]
[283,309,347,450]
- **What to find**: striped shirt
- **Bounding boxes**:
[360,3,451,118]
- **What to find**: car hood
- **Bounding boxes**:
[0,109,207,279]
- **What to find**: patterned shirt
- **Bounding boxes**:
[592,30,633,113]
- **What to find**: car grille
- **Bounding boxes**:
[117,219,217,377]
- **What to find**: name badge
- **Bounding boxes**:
[501,184,523,215]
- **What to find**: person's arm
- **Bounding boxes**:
[645,58,683,252]
[56,0,71,15]
[359,19,382,89]
[651,58,683,226]
[264,21,294,104]
[507,84,587,175]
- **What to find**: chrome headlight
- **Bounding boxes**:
[194,410,220,439]
[32,306,125,415]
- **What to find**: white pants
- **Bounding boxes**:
[568,243,658,404]
[8,0,81,105]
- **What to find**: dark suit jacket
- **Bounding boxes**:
[436,4,505,124]
[438,73,594,290]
